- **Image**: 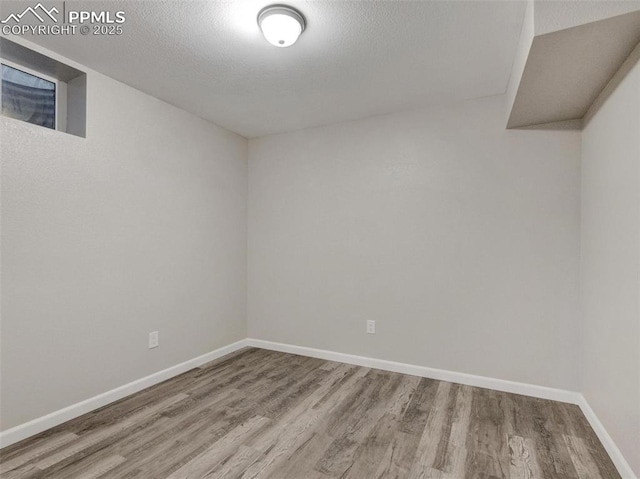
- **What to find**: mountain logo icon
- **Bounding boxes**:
[1,3,59,24]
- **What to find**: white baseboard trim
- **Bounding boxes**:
[245,338,581,404]
[576,395,638,479]
[0,339,249,449]
[247,339,637,478]
[3,337,635,479]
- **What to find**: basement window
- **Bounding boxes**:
[1,62,57,130]
[0,38,86,138]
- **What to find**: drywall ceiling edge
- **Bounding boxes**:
[506,4,640,130]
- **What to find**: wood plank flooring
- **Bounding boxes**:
[0,348,621,478]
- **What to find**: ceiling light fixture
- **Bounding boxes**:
[257,5,306,48]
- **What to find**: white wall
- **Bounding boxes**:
[581,46,640,477]
[0,43,248,430]
[248,94,582,391]
[506,0,534,123]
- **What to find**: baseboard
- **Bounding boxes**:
[0,339,249,449]
[247,338,637,478]
[3,337,635,479]
[245,338,581,404]
[576,395,638,479]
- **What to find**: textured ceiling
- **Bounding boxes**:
[1,1,526,137]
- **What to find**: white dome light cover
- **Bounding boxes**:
[258,5,306,48]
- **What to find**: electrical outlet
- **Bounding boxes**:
[149,331,159,349]
[367,320,376,334]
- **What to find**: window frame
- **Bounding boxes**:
[1,57,64,131]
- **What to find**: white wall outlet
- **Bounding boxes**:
[367,320,376,334]
[148,331,159,349]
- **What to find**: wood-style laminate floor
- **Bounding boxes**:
[0,348,621,479]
